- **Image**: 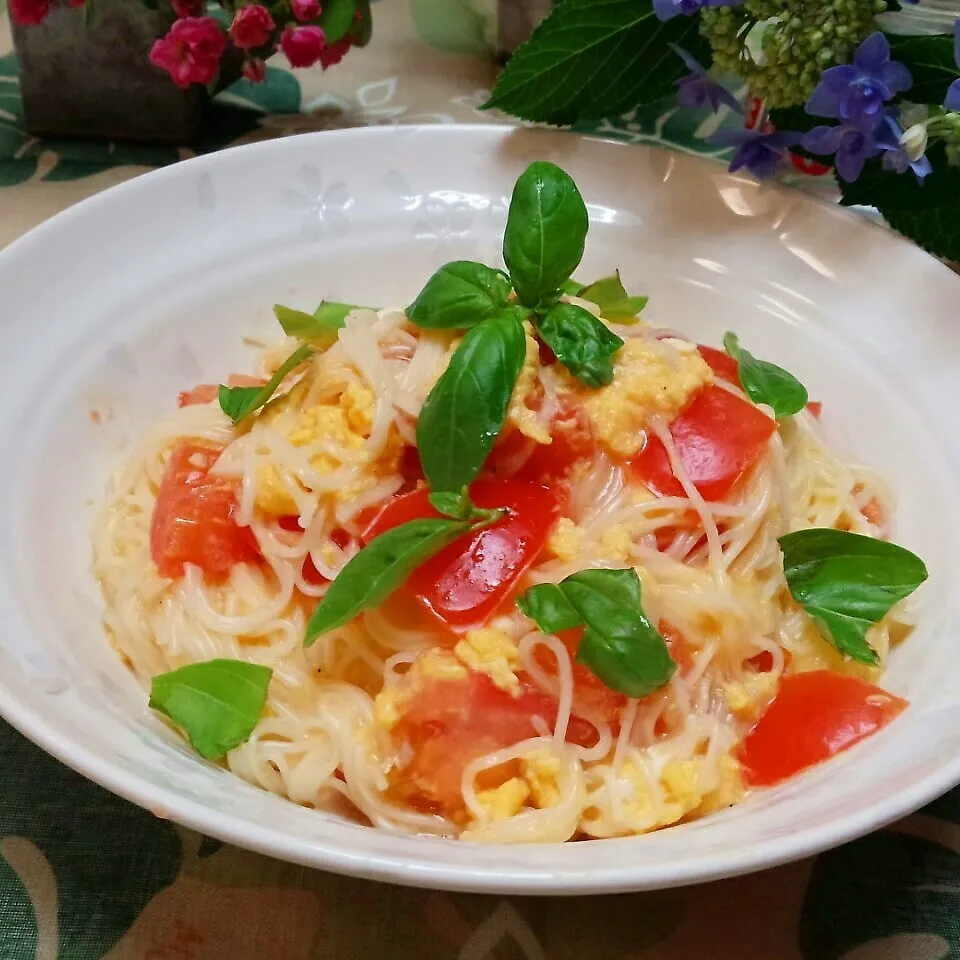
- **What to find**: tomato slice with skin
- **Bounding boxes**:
[150,442,260,580]
[738,670,907,787]
[630,384,777,502]
[363,478,563,630]
[390,669,596,815]
[698,344,740,385]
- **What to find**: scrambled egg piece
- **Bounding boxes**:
[454,628,521,696]
[661,760,701,810]
[698,754,745,814]
[476,777,530,821]
[546,517,583,563]
[255,378,397,516]
[584,338,713,458]
[373,649,467,731]
[506,323,551,444]
[722,671,779,720]
[522,750,562,808]
[599,525,634,564]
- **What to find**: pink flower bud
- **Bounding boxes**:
[280,25,326,68]
[9,0,50,26]
[290,0,321,22]
[318,35,352,70]
[149,17,228,89]
[229,4,276,50]
[242,58,267,84]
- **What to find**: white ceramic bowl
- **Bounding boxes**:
[1,126,959,895]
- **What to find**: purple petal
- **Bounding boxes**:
[881,148,908,174]
[806,82,841,119]
[802,125,845,155]
[946,79,960,112]
[676,77,706,108]
[709,83,742,114]
[652,0,679,20]
[821,65,859,90]
[880,60,913,96]
[854,32,891,73]
[709,128,752,149]
[746,146,783,180]
[911,154,933,180]
[669,43,703,75]
[835,144,868,183]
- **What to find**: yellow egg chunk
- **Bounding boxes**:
[698,754,745,814]
[722,671,779,720]
[506,324,552,444]
[454,628,521,696]
[546,517,583,563]
[661,759,702,811]
[599,524,634,563]
[584,338,713,458]
[521,750,562,808]
[476,778,530,821]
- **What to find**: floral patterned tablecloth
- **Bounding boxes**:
[1,2,959,958]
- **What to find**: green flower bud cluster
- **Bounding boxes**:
[701,0,888,109]
[939,113,960,167]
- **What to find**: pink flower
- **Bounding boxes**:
[280,25,326,67]
[9,0,50,26]
[171,0,203,16]
[229,4,275,50]
[242,58,267,84]
[149,17,228,89]
[291,0,321,22]
[318,35,352,70]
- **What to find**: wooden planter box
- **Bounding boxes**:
[12,0,205,144]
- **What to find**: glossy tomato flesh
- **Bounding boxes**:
[150,442,260,580]
[630,384,777,502]
[363,478,562,630]
[738,670,907,786]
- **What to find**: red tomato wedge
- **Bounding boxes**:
[697,344,740,385]
[150,442,260,580]
[630,384,777,502]
[390,670,596,815]
[363,478,562,630]
[178,374,266,408]
[739,671,907,787]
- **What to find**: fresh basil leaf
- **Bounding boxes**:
[274,301,361,343]
[416,310,526,492]
[577,272,648,321]
[723,332,808,418]
[516,582,583,633]
[218,344,314,424]
[407,261,513,330]
[319,0,356,44]
[429,489,506,527]
[503,161,588,308]
[537,302,623,388]
[149,659,272,760]
[305,517,470,644]
[779,529,928,665]
[483,0,711,125]
[562,279,585,296]
[563,569,675,698]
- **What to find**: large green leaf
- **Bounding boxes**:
[889,34,958,105]
[411,0,491,56]
[484,0,711,125]
[216,66,302,115]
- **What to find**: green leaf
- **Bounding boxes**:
[723,331,808,418]
[779,529,928,665]
[428,487,504,526]
[557,568,676,698]
[411,0,492,56]
[321,0,357,45]
[503,161,589,307]
[537,302,623,388]
[274,301,360,343]
[304,517,470,643]
[516,582,583,633]
[351,0,373,47]
[416,310,527,492]
[407,260,513,329]
[218,344,313,423]
[149,659,273,760]
[561,279,585,296]
[838,144,960,262]
[577,271,648,321]
[484,0,711,125]
[218,66,302,115]
[888,35,958,105]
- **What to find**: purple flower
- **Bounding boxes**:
[806,32,912,133]
[653,0,743,22]
[671,44,741,113]
[709,128,801,180]
[946,19,960,111]
[802,123,882,182]
[876,115,932,181]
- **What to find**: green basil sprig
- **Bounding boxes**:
[407,261,512,329]
[428,487,504,526]
[723,332,808,418]
[305,518,471,644]
[576,272,648,321]
[779,529,928,665]
[503,160,589,309]
[417,310,526,493]
[218,344,314,424]
[538,302,624,388]
[149,659,273,760]
[517,568,676,698]
[274,301,363,343]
